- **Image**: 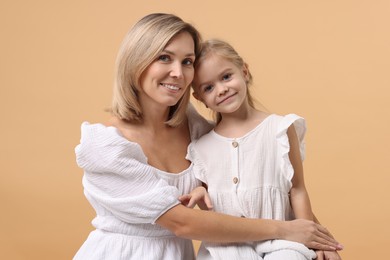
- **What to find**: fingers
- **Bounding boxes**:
[204,193,213,210]
[315,225,344,250]
[178,194,191,204]
[323,250,342,260]
[317,225,332,237]
[310,236,342,252]
[309,241,336,252]
[187,197,197,208]
[316,250,325,260]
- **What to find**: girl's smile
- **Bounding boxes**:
[217,92,238,105]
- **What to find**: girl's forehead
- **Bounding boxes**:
[197,54,237,73]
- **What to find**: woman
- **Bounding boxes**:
[74,13,341,259]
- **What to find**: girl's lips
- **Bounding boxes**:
[217,92,237,105]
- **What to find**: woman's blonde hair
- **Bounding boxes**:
[194,39,255,123]
[111,13,202,127]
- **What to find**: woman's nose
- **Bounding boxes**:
[169,62,183,79]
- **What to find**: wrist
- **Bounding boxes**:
[276,220,289,240]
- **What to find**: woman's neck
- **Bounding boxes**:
[140,103,171,130]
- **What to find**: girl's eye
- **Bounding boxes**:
[158,55,170,62]
[222,73,232,81]
[183,58,194,66]
[203,85,214,93]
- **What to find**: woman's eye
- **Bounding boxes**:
[222,73,232,81]
[183,58,194,66]
[158,55,170,62]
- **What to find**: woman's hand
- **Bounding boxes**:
[315,250,342,260]
[284,219,344,251]
[179,186,213,210]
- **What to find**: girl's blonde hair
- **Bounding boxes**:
[194,39,255,123]
[111,13,202,127]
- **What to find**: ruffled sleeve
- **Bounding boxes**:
[75,122,181,224]
[186,142,208,184]
[276,114,307,182]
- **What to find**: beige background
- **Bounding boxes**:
[1,0,389,259]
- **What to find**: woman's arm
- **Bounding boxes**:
[156,204,342,251]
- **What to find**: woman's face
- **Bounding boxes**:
[138,32,195,108]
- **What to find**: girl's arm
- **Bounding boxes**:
[288,125,343,258]
[156,204,342,251]
[287,125,314,220]
[179,186,213,210]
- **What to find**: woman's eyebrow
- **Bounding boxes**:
[161,49,195,57]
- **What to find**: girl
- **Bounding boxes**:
[74,14,342,260]
[185,39,342,259]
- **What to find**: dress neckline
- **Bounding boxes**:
[92,118,195,176]
[210,114,275,141]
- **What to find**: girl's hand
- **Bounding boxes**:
[179,186,213,210]
[284,219,344,251]
[315,250,342,260]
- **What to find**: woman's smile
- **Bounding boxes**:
[160,82,181,91]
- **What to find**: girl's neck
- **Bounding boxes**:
[215,106,269,138]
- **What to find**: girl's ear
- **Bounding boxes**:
[242,63,250,82]
[192,91,208,108]
[192,91,201,101]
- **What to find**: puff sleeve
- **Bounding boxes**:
[75,123,181,224]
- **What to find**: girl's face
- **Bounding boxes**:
[193,53,249,114]
[139,32,195,108]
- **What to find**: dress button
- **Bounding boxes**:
[232,141,238,148]
[233,177,239,184]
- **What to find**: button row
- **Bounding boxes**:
[232,140,239,184]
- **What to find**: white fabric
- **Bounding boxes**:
[74,105,213,260]
[188,114,316,260]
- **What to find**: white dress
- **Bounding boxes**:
[73,105,213,260]
[187,114,317,260]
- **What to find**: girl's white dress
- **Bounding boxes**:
[73,105,212,260]
[187,114,317,260]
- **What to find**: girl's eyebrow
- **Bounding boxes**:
[218,67,233,76]
[197,67,234,86]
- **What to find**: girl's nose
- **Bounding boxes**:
[217,84,229,96]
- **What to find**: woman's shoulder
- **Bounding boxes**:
[76,119,147,170]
